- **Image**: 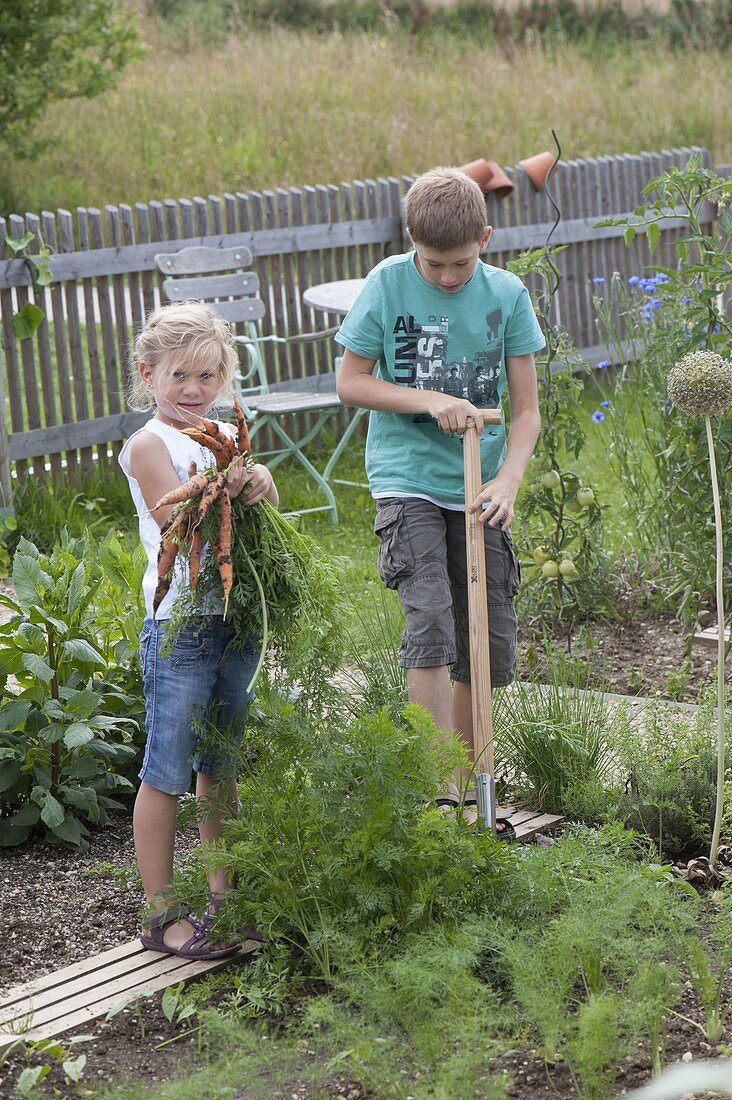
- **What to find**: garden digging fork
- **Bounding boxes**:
[463,413,503,835]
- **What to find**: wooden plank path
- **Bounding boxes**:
[693,623,732,651]
[501,804,563,841]
[0,937,261,1052]
[0,809,560,1051]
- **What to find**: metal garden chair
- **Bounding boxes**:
[154,244,366,523]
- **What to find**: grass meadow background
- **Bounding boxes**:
[2,12,731,217]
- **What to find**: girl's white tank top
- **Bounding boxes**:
[119,417,232,619]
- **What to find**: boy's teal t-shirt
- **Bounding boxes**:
[335,252,545,506]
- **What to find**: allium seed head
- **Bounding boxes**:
[667,350,732,418]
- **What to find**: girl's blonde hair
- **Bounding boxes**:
[128,300,239,411]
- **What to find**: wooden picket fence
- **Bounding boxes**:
[0,145,718,505]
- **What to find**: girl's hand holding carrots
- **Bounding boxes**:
[235,463,277,507]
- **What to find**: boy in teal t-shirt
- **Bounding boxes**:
[335,166,545,832]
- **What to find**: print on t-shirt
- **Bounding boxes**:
[392,308,504,422]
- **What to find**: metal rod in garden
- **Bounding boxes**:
[463,414,502,834]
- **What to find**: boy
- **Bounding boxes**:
[335,166,544,828]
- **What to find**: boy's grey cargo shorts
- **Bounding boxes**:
[374,496,520,686]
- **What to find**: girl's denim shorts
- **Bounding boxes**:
[138,617,260,796]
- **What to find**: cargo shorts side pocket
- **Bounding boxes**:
[374,501,413,589]
[501,529,521,598]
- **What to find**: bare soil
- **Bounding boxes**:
[522,612,730,704]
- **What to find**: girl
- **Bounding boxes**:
[119,300,277,958]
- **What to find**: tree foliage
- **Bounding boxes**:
[0,0,140,158]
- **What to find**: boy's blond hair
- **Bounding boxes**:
[404,167,488,252]
[128,300,239,411]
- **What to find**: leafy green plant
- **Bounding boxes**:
[508,245,611,636]
[607,695,722,859]
[680,938,732,1043]
[1,0,140,161]
[492,651,616,816]
[9,1035,91,1097]
[592,160,732,632]
[187,692,517,983]
[0,511,18,577]
[340,589,407,722]
[10,473,136,557]
[488,836,696,1097]
[0,534,138,849]
[3,231,53,341]
[105,990,154,1039]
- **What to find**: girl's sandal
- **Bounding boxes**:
[140,907,241,960]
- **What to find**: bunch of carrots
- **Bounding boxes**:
[150,399,343,695]
[151,399,252,616]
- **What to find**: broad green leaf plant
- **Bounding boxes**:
[0,534,139,850]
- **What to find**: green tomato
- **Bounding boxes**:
[541,560,560,579]
[559,559,578,577]
[565,497,582,514]
[541,470,562,490]
[533,546,551,565]
[576,487,595,508]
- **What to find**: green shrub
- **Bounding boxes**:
[11,470,137,557]
[486,828,697,1093]
[0,533,145,849]
[607,697,720,859]
[493,651,616,816]
[195,691,519,981]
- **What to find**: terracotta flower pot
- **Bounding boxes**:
[483,160,514,200]
[458,159,494,191]
[518,150,559,191]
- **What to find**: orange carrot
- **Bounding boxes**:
[214,488,233,617]
[200,416,236,454]
[198,471,227,522]
[152,472,209,513]
[153,537,179,613]
[232,398,252,455]
[180,428,232,469]
[188,527,204,589]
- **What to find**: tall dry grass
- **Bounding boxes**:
[2,27,730,216]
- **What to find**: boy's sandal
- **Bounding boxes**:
[463,792,518,842]
[140,907,241,960]
[435,792,460,817]
[435,782,462,816]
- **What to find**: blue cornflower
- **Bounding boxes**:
[596,359,610,369]
[681,296,693,305]
[600,400,612,407]
[654,272,670,283]
[592,276,606,284]
[628,276,640,286]
[592,411,605,423]
[648,298,661,310]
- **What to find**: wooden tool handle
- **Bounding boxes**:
[463,418,494,777]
